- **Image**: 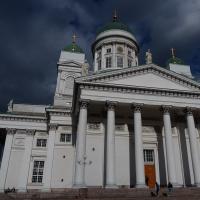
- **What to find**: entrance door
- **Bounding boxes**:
[144,149,156,188]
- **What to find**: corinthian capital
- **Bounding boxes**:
[26,129,35,136]
[49,124,58,131]
[106,101,117,111]
[185,107,195,115]
[79,99,90,109]
[161,105,172,114]
[131,103,143,112]
[6,128,16,135]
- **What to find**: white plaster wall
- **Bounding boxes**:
[115,135,130,186]
[51,146,74,188]
[5,150,24,188]
[85,134,104,186]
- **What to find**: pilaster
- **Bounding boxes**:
[18,129,35,192]
[0,129,15,192]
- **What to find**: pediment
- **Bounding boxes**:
[77,64,200,92]
[104,72,194,91]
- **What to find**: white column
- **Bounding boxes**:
[105,101,117,188]
[43,124,57,191]
[0,129,15,192]
[162,106,177,185]
[186,107,200,187]
[132,104,146,188]
[18,130,34,192]
[73,100,89,187]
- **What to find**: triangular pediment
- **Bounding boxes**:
[77,64,200,92]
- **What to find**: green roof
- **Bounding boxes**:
[97,21,133,35]
[63,43,84,53]
[167,57,185,66]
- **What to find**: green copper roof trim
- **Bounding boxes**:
[63,43,84,53]
[97,21,133,35]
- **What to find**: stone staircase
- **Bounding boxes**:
[0,187,200,200]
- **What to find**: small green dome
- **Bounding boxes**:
[97,21,133,35]
[63,43,84,53]
[167,57,185,66]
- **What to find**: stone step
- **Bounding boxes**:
[0,187,200,200]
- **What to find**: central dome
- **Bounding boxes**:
[92,13,139,72]
[97,21,133,35]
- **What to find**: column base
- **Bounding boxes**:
[105,184,118,188]
[73,183,87,188]
[172,183,183,188]
[0,189,4,193]
[17,188,27,193]
[135,183,148,188]
[193,183,200,187]
[42,188,52,192]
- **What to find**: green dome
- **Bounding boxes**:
[167,57,185,66]
[97,21,133,35]
[63,43,84,53]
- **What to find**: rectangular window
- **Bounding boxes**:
[106,48,111,53]
[97,59,101,70]
[32,161,44,183]
[106,57,112,68]
[128,59,132,67]
[60,133,71,143]
[117,56,123,68]
[143,149,154,163]
[36,139,47,147]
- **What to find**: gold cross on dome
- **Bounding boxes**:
[171,48,175,58]
[72,33,77,44]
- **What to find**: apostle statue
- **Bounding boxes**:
[145,49,152,64]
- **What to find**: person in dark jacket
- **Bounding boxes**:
[155,182,160,196]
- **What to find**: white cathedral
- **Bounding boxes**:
[0,14,200,192]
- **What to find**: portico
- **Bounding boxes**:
[73,94,200,188]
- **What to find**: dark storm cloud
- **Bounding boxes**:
[0,0,200,111]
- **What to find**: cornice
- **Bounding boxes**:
[46,108,72,117]
[0,114,47,123]
[79,82,200,100]
[76,64,200,90]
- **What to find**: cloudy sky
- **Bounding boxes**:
[0,0,200,111]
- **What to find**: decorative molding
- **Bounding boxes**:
[161,105,172,114]
[131,103,143,112]
[79,82,200,100]
[6,128,16,135]
[106,101,117,111]
[79,99,90,109]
